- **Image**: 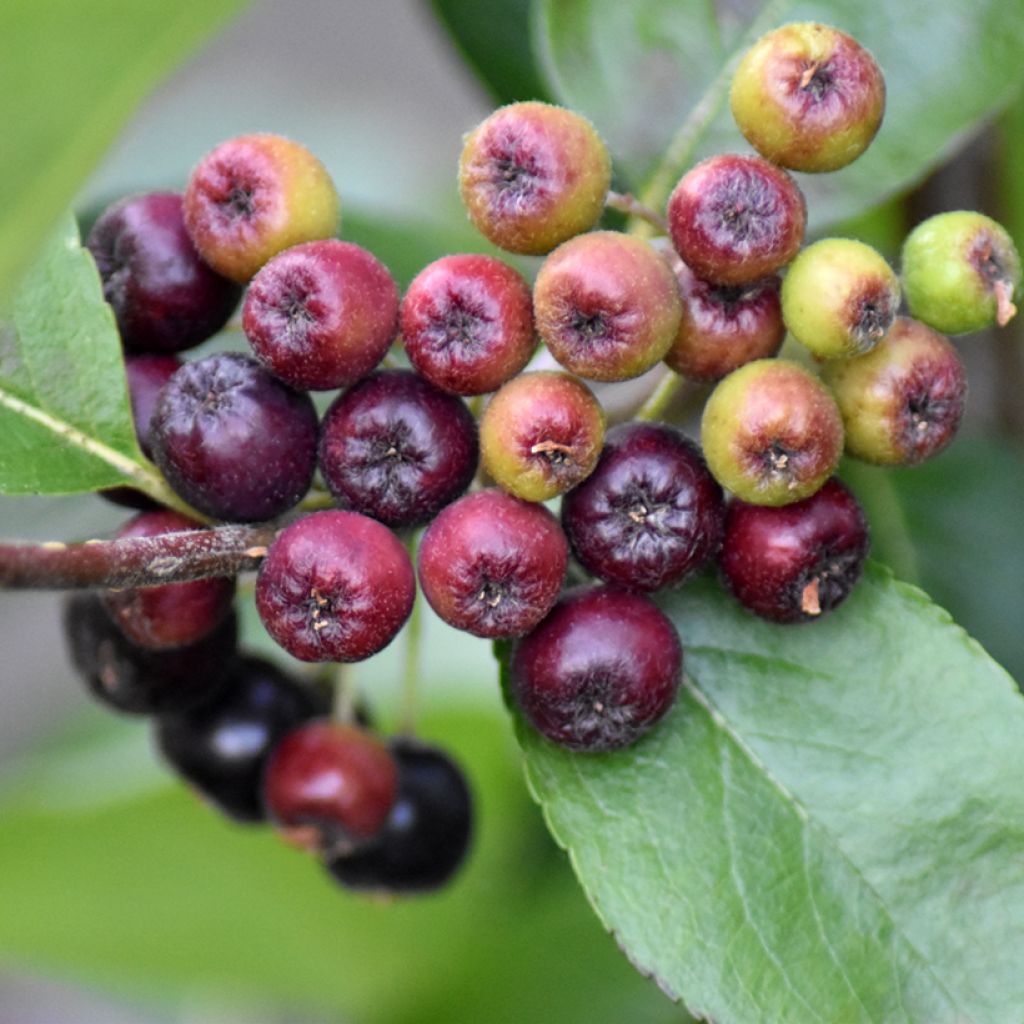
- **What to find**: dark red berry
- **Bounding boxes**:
[86,191,240,353]
[511,585,682,752]
[667,154,806,285]
[562,422,724,592]
[263,720,398,853]
[400,253,535,395]
[418,488,569,638]
[719,477,870,623]
[63,593,237,716]
[155,654,329,822]
[318,370,478,529]
[102,510,235,650]
[255,510,415,663]
[150,352,318,522]
[243,239,399,391]
[326,737,473,894]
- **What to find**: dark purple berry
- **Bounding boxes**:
[63,593,237,716]
[150,352,318,522]
[326,738,473,894]
[511,586,682,752]
[86,191,240,353]
[318,370,478,529]
[719,477,870,623]
[155,654,328,822]
[418,488,569,638]
[255,510,415,663]
[562,422,724,592]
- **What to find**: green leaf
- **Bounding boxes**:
[535,0,1024,224]
[428,0,552,104]
[512,566,1024,1023]
[0,0,247,308]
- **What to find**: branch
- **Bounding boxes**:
[0,525,277,589]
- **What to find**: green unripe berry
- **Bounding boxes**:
[782,238,900,359]
[901,211,1021,334]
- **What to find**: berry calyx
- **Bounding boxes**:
[255,510,415,663]
[458,101,611,255]
[533,231,683,382]
[719,477,870,623]
[730,23,886,173]
[511,585,682,752]
[417,488,569,638]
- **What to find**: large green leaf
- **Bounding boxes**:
[0,0,247,308]
[535,0,1024,225]
[512,566,1024,1023]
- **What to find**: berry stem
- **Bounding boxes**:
[399,534,424,736]
[605,190,669,234]
[0,525,275,589]
[635,368,685,422]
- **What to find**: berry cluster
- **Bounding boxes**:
[64,22,1020,898]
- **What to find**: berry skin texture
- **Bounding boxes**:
[561,422,725,592]
[184,133,340,283]
[701,359,844,506]
[243,239,398,391]
[400,254,535,396]
[729,23,885,173]
[458,101,612,256]
[665,263,785,381]
[533,231,683,382]
[511,585,682,752]
[417,488,569,638]
[326,738,473,894]
[86,191,241,353]
[479,371,606,502]
[155,655,329,823]
[255,510,415,663]
[667,154,806,286]
[102,510,235,651]
[150,352,318,522]
[782,238,901,359]
[822,316,967,466]
[263,720,399,853]
[318,370,478,529]
[720,477,870,623]
[901,211,1022,334]
[63,593,237,716]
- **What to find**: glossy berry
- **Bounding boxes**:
[400,254,535,395]
[665,263,784,381]
[511,585,682,752]
[459,101,611,255]
[730,23,885,173]
[63,593,237,716]
[255,510,415,663]
[326,738,473,894]
[155,654,328,822]
[901,211,1021,334]
[318,370,478,529]
[720,477,869,623]
[184,133,340,283]
[667,154,806,286]
[701,359,844,506]
[86,191,240,353]
[102,510,235,650]
[418,488,569,638]
[562,422,724,591]
[479,371,605,502]
[533,231,682,382]
[243,239,399,391]
[263,720,398,853]
[150,352,318,522]
[782,238,901,359]
[822,316,967,466]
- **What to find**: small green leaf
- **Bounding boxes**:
[535,0,1024,224]
[512,566,1024,1023]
